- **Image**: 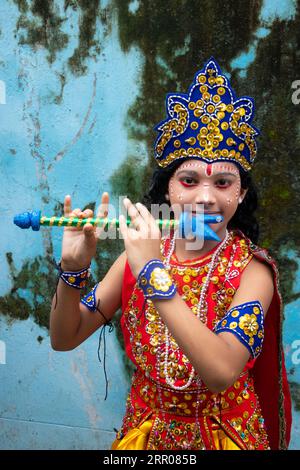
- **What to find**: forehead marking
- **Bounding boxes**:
[206,164,212,176]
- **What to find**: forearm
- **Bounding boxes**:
[152,293,235,392]
[50,278,81,350]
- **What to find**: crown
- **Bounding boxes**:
[154,57,259,172]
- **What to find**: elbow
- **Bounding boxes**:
[202,368,235,394]
[50,341,66,351]
[207,382,229,394]
[212,371,239,394]
[50,337,75,352]
[50,325,77,351]
[206,381,228,394]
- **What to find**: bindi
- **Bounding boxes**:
[205,164,212,177]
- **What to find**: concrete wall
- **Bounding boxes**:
[0,0,299,449]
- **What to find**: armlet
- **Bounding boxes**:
[214,300,264,359]
[80,283,100,312]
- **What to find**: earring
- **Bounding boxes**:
[238,197,243,204]
[165,194,170,200]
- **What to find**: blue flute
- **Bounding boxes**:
[13,210,224,241]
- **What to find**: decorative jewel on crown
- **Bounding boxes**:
[154,57,259,172]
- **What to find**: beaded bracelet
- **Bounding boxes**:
[57,261,91,289]
[137,259,177,300]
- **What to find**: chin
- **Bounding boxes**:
[213,223,227,235]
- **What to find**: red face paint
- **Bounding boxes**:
[206,164,212,176]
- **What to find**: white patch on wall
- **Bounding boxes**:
[0,340,6,364]
[291,80,300,105]
[0,80,6,104]
[128,0,139,14]
[291,339,300,365]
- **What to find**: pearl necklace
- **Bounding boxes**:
[162,228,231,391]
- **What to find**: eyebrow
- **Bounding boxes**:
[176,170,238,178]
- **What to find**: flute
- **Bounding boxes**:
[13,210,224,241]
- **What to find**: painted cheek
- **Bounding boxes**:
[169,180,175,197]
[225,182,241,205]
[235,182,241,201]
[169,180,184,201]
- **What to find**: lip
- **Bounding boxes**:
[192,211,221,215]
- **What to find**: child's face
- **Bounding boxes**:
[167,160,247,234]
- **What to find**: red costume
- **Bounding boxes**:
[113,230,291,450]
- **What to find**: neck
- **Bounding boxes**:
[174,227,228,261]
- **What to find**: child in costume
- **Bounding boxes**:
[50,58,292,450]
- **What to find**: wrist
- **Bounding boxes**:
[137,259,177,300]
[57,261,91,290]
[60,260,90,272]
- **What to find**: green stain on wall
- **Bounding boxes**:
[0,251,58,329]
[67,0,101,76]
[109,155,147,202]
[14,0,69,64]
[13,0,112,75]
[289,381,300,411]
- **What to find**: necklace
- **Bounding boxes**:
[162,228,231,391]
[150,229,232,449]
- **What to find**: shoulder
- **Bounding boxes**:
[243,255,274,281]
[231,255,274,318]
[232,230,276,285]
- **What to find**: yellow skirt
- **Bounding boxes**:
[111,420,241,451]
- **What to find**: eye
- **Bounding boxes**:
[215,178,231,188]
[180,177,197,187]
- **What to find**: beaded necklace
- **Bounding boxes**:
[162,228,231,391]
[149,229,232,449]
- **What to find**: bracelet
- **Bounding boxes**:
[57,261,91,289]
[214,300,265,359]
[81,282,99,311]
[137,259,177,300]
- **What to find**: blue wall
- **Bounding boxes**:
[0,0,299,449]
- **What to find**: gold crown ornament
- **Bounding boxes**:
[154,57,259,172]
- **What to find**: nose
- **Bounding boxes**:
[194,183,217,207]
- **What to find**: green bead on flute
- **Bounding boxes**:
[40,215,176,230]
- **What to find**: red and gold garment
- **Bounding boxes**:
[112,230,292,450]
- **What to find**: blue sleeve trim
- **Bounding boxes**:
[80,283,100,312]
[214,300,264,359]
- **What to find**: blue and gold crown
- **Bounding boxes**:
[154,57,259,172]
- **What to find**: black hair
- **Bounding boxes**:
[142,159,259,244]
